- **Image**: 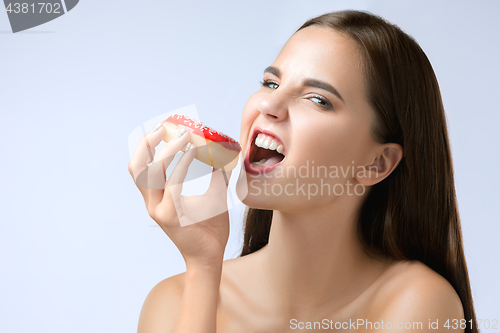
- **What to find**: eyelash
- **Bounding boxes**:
[259,79,333,110]
[260,79,279,90]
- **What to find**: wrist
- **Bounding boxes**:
[175,260,221,333]
[185,260,223,276]
[185,256,223,271]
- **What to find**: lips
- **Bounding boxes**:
[243,126,287,175]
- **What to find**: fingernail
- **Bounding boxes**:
[185,143,192,151]
[151,122,162,132]
[176,128,186,138]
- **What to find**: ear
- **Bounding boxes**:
[355,143,403,186]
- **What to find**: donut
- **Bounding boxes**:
[161,114,241,170]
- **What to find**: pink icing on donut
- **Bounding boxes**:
[164,114,241,152]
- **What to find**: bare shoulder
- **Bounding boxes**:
[368,260,464,332]
[137,272,185,333]
[136,257,244,333]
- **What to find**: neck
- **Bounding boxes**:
[257,193,389,317]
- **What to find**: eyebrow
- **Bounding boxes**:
[264,66,282,78]
[264,66,344,102]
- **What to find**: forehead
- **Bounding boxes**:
[272,26,366,103]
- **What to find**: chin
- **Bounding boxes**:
[235,171,279,210]
[238,182,305,213]
[240,196,279,211]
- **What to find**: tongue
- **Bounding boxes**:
[263,155,283,167]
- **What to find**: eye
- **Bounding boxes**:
[309,94,333,110]
[260,79,279,90]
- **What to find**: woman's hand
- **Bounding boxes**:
[128,123,231,267]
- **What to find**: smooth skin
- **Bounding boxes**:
[130,26,464,333]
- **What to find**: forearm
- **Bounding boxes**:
[172,263,222,333]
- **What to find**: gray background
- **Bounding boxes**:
[1,0,499,332]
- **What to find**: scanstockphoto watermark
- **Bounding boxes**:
[248,160,378,200]
[290,318,496,330]
[290,318,424,330]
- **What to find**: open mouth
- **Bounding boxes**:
[244,128,286,174]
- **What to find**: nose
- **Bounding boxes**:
[257,90,289,121]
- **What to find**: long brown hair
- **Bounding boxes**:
[239,10,477,332]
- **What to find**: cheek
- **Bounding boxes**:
[295,119,371,168]
[324,130,374,169]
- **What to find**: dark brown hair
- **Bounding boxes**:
[239,10,477,332]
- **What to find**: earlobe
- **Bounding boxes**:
[356,143,403,186]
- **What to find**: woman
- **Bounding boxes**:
[129,10,478,333]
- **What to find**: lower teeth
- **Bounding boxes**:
[251,158,268,166]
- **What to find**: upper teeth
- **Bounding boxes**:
[255,133,285,155]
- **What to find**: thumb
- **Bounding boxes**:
[207,167,232,195]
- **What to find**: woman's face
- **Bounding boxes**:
[236,26,381,212]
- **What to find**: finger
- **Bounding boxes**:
[205,168,232,197]
[220,167,231,187]
[139,130,190,208]
[129,124,167,209]
[166,142,197,200]
[129,123,166,185]
[154,129,190,170]
[203,168,231,202]
[131,126,187,187]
